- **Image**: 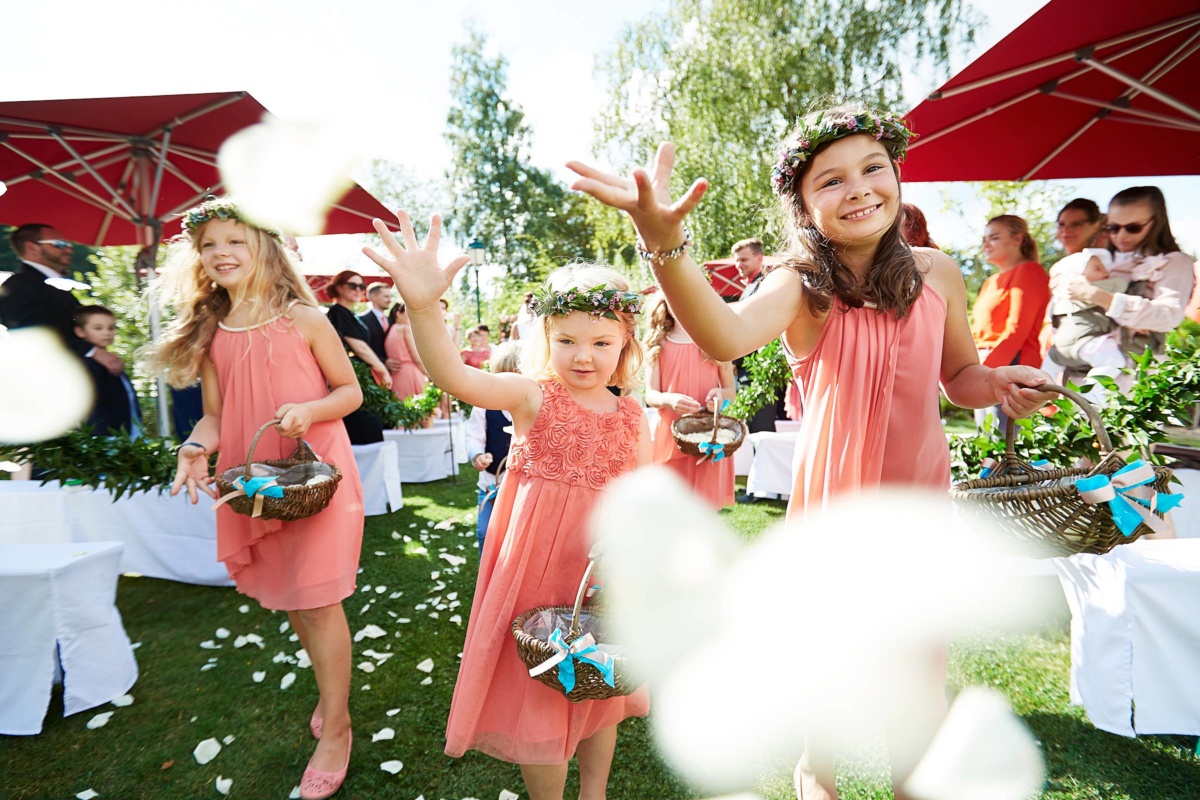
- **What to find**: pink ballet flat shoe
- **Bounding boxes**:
[299,730,351,800]
[309,706,322,739]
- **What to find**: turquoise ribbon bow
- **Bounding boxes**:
[698,441,725,462]
[235,476,285,499]
[1076,460,1183,537]
[528,629,615,693]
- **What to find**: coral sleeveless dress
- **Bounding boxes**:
[210,313,364,611]
[445,380,649,764]
[650,338,735,508]
[783,289,950,518]
[383,324,428,401]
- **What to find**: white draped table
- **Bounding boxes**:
[384,419,466,483]
[0,541,138,735]
[1055,539,1200,736]
[0,444,402,585]
[744,430,798,499]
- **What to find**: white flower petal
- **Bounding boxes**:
[200,663,218,672]
[110,694,134,708]
[194,738,222,765]
[358,661,376,673]
[355,624,387,641]
[215,775,232,795]
[434,520,453,530]
[391,532,401,540]
[446,592,459,601]
[380,760,404,774]
[222,734,235,745]
[0,328,94,442]
[280,672,296,690]
[280,621,290,634]
[233,636,248,649]
[238,604,250,613]
[252,671,266,683]
[297,649,312,669]
[450,615,463,626]
[289,787,301,799]
[386,708,400,716]
[215,628,230,639]
[86,712,114,729]
[371,727,395,742]
[199,640,221,650]
[420,676,433,685]
[375,586,387,594]
[416,658,434,673]
[75,790,99,800]
[499,791,520,800]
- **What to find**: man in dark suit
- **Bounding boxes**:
[0,223,123,375]
[358,281,391,365]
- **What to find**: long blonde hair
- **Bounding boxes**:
[520,263,645,390]
[143,220,318,388]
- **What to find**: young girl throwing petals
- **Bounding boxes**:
[150,198,363,800]
[643,294,737,508]
[569,105,1055,800]
[363,211,651,800]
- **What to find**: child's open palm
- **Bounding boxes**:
[567,142,707,250]
[363,211,470,312]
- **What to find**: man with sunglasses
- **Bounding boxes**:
[1,223,124,376]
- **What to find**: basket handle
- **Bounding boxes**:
[240,419,322,480]
[568,558,597,641]
[1003,382,1113,457]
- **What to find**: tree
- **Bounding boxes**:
[444,30,595,284]
[594,0,981,260]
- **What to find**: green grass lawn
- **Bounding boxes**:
[5,468,1199,799]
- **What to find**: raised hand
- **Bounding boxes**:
[363,211,470,313]
[567,142,707,250]
[171,447,216,504]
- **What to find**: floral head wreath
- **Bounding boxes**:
[181,195,281,240]
[771,112,916,196]
[530,284,644,321]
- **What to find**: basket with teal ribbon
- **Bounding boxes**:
[511,557,639,703]
[213,419,342,522]
[950,384,1181,557]
[671,402,747,463]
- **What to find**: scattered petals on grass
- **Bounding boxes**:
[450,614,463,626]
[354,624,387,641]
[420,676,433,685]
[280,672,296,690]
[416,658,434,673]
[500,791,520,800]
[215,628,230,639]
[297,649,312,669]
[75,790,99,800]
[380,760,404,774]
[110,694,134,707]
[215,776,232,795]
[194,738,222,765]
[252,670,266,683]
[289,787,300,799]
[358,661,376,673]
[87,712,114,729]
[238,604,250,613]
[371,727,395,742]
[386,708,400,716]
[199,640,221,650]
[222,734,236,745]
[438,553,467,567]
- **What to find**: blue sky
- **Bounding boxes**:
[3,0,1195,268]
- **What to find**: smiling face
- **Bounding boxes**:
[1105,201,1155,253]
[1055,209,1101,255]
[798,134,900,248]
[198,219,254,292]
[548,311,625,392]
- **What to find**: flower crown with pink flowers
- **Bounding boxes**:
[771,112,916,196]
[181,195,281,240]
[531,285,644,321]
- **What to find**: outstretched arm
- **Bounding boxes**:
[363,212,539,421]
[568,143,798,361]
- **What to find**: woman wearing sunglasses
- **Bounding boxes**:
[325,270,389,444]
[1053,186,1196,364]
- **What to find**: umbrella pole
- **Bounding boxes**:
[138,240,172,438]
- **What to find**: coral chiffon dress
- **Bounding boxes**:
[650,337,735,508]
[445,380,649,764]
[384,324,428,401]
[783,289,951,518]
[210,312,364,610]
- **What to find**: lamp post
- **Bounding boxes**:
[467,239,486,325]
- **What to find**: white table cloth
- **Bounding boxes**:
[0,541,138,735]
[351,441,403,514]
[1055,539,1200,736]
[1168,468,1199,538]
[745,431,798,499]
[384,426,458,482]
[430,416,468,465]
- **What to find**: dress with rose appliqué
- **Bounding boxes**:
[444,379,649,763]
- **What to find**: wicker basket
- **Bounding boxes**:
[950,383,1174,558]
[512,558,640,703]
[671,410,748,461]
[213,420,343,522]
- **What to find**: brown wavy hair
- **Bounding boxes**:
[1109,186,1180,256]
[642,293,713,365]
[901,203,938,249]
[143,220,318,388]
[987,215,1039,264]
[775,103,923,319]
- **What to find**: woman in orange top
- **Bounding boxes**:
[970,215,1050,428]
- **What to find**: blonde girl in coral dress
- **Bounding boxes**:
[569,105,1055,800]
[643,294,736,508]
[364,212,651,800]
[383,302,429,401]
[153,198,363,800]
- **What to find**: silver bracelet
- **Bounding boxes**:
[636,226,692,265]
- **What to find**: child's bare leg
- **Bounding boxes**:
[794,748,837,800]
[296,602,352,772]
[520,763,568,800]
[288,611,319,718]
[576,725,617,800]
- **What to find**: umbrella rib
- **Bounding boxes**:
[1046,90,1200,132]
[909,88,1042,149]
[0,140,130,218]
[1021,118,1099,181]
[158,160,206,194]
[0,115,130,142]
[930,13,1200,100]
[147,127,172,227]
[47,129,139,219]
[1078,56,1200,123]
[0,140,128,187]
[137,91,248,141]
[330,202,401,229]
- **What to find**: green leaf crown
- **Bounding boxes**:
[771,112,916,196]
[530,285,644,320]
[181,195,281,239]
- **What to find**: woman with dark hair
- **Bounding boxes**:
[325,270,388,443]
[569,103,1053,800]
[1055,197,1107,255]
[970,215,1050,427]
[1054,186,1196,362]
[900,202,937,249]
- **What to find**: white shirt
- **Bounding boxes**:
[465,407,513,491]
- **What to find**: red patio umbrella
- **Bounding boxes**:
[0,90,398,245]
[703,257,785,299]
[903,1,1200,181]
